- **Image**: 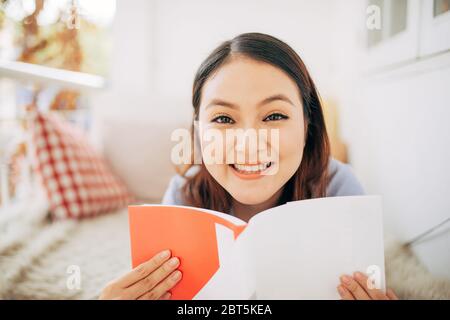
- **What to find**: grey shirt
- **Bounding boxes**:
[161,158,365,206]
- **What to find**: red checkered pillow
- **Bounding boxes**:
[29,110,133,219]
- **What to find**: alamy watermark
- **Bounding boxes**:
[171,121,280,175]
[366,264,382,290]
[366,4,382,30]
[66,264,81,291]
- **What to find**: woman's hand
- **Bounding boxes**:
[337,271,399,300]
[99,249,182,300]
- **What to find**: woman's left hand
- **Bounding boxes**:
[337,271,399,300]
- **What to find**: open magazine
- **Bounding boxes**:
[128,195,385,300]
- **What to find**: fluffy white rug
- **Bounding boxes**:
[0,198,449,299]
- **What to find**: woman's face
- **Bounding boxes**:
[198,56,306,205]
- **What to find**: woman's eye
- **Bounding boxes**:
[263,113,288,122]
[211,115,235,124]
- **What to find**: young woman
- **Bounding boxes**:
[100,33,398,300]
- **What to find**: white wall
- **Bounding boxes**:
[351,56,450,279]
[150,0,335,102]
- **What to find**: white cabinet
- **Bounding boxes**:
[361,0,450,280]
[366,0,421,69]
[366,0,450,70]
[420,0,450,56]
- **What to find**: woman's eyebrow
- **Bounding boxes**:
[205,94,294,110]
[205,99,238,109]
[257,94,295,107]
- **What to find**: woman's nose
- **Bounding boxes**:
[230,127,272,164]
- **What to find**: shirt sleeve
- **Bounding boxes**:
[161,174,186,205]
[326,159,365,197]
[161,166,200,205]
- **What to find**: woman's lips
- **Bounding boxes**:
[229,162,272,180]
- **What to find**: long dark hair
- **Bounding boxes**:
[182,32,330,213]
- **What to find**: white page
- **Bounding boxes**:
[193,223,255,299]
[243,195,385,299]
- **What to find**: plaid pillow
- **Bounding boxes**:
[29,110,133,219]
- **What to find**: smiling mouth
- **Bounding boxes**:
[229,162,273,178]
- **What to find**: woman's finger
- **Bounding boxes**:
[386,288,399,300]
[159,292,172,300]
[125,257,180,299]
[353,272,388,300]
[116,250,171,287]
[340,275,371,300]
[337,285,354,300]
[138,270,182,300]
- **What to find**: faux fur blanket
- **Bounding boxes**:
[1,196,449,299]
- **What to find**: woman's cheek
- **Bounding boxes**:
[278,124,305,177]
[200,125,228,165]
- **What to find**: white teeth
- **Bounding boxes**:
[232,162,271,173]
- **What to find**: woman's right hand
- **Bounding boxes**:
[99,249,182,300]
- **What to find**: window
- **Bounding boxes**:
[390,0,408,36]
[366,0,420,69]
[367,0,408,48]
[366,0,450,70]
[434,0,450,16]
[0,0,113,208]
[420,0,450,56]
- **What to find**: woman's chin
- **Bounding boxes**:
[228,191,275,206]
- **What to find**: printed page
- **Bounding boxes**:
[243,195,385,299]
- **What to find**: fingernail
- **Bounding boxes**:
[168,257,179,267]
[340,275,351,284]
[354,271,364,279]
[171,270,182,280]
[159,250,170,259]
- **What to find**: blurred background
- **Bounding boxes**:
[0,0,449,296]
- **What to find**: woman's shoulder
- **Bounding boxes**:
[161,166,200,205]
[326,158,365,196]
